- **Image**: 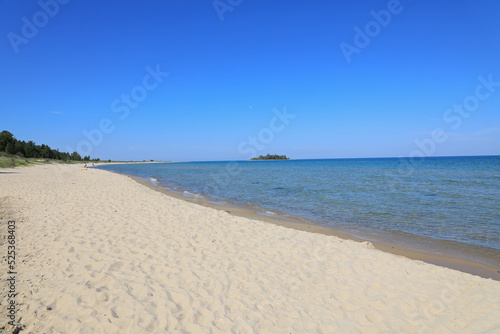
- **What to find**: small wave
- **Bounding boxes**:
[183,190,203,199]
[149,177,158,182]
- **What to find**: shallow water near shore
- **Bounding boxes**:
[97,156,500,269]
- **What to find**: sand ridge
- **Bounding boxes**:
[0,164,499,333]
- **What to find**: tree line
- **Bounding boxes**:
[250,154,290,160]
[0,130,97,161]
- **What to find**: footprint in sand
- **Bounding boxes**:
[109,261,124,272]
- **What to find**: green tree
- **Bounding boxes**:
[40,144,52,159]
[5,142,15,155]
[70,151,82,161]
[0,131,14,151]
[23,141,33,158]
[14,141,25,156]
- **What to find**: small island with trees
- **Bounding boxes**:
[250,154,290,161]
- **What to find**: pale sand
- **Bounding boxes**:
[1,164,499,333]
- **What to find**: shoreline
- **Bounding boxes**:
[114,170,500,281]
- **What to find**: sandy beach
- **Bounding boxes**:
[1,164,500,333]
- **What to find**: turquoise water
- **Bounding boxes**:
[97,156,500,255]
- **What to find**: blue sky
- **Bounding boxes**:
[1,0,499,161]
